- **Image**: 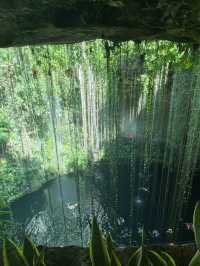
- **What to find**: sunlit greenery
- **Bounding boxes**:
[0,40,199,247]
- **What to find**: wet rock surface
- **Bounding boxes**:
[0,0,200,47]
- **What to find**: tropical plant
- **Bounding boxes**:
[128,247,177,266]
[2,237,45,266]
[1,201,200,266]
[89,217,176,266]
[127,228,176,266]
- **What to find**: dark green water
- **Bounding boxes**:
[10,176,90,246]
[9,171,194,247]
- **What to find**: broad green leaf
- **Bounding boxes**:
[147,250,167,266]
[89,217,110,266]
[160,251,176,266]
[189,250,200,266]
[193,201,200,249]
[3,239,28,266]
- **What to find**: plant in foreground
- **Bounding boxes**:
[89,201,200,266]
[2,201,200,266]
[3,237,45,266]
[189,201,200,266]
[89,216,176,266]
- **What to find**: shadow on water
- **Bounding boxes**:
[7,137,197,247]
[9,176,89,246]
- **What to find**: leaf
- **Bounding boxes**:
[0,210,10,215]
[23,237,39,265]
[38,250,46,266]
[106,233,114,257]
[106,233,121,266]
[0,219,14,225]
[147,250,167,266]
[193,201,200,249]
[189,250,200,266]
[23,237,46,266]
[145,256,154,266]
[128,246,147,266]
[160,251,176,266]
[89,217,110,266]
[3,239,28,266]
[33,252,46,266]
[111,250,121,266]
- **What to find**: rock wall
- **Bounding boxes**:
[0,0,200,47]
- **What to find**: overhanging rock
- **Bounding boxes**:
[0,0,200,47]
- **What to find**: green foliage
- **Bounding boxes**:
[146,250,167,266]
[0,157,21,202]
[103,140,133,160]
[63,147,88,173]
[0,110,10,146]
[23,237,40,265]
[90,217,110,266]
[128,246,147,266]
[106,234,121,266]
[1,201,200,266]
[128,247,174,266]
[0,210,13,226]
[127,228,163,266]
[193,201,200,250]
[189,201,200,266]
[3,237,46,266]
[189,251,200,266]
[0,106,47,203]
[3,239,28,266]
[23,237,45,266]
[89,218,175,266]
[0,155,45,204]
[0,40,198,247]
[160,251,176,266]
[0,39,195,205]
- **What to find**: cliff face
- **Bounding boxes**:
[0,0,200,47]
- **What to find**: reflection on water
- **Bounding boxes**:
[11,176,90,246]
[9,167,194,247]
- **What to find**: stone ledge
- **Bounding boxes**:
[42,244,196,266]
[0,0,200,47]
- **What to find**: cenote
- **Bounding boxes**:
[1,2,200,265]
[0,40,200,259]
